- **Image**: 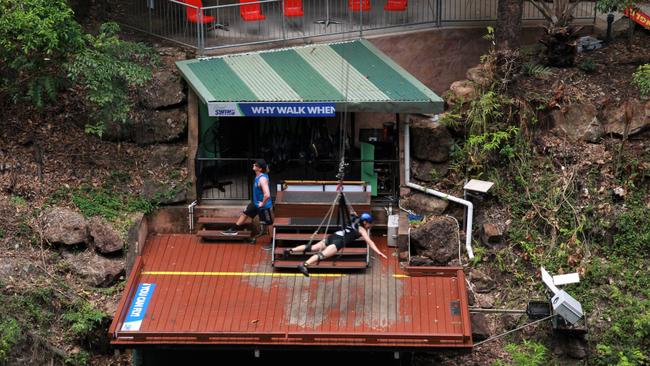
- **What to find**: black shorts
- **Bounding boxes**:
[243,203,273,224]
[325,234,346,250]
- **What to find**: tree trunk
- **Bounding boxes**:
[542,26,577,67]
[496,0,524,50]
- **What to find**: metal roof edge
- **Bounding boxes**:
[192,39,362,62]
[358,39,445,106]
[335,100,443,114]
[175,59,215,104]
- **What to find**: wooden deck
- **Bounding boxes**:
[109,233,472,349]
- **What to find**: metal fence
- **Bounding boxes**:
[117,0,596,53]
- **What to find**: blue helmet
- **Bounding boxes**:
[359,212,373,224]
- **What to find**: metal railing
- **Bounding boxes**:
[195,156,400,201]
[116,0,596,54]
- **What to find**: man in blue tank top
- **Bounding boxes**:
[222,159,273,235]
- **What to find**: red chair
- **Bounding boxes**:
[348,0,370,12]
[184,0,215,24]
[240,0,266,21]
[284,0,304,17]
[384,0,407,11]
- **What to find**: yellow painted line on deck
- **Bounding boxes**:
[141,271,411,278]
[141,271,345,278]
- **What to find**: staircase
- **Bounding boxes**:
[194,206,253,242]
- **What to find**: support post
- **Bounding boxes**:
[188,90,199,201]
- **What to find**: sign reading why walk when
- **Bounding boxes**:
[208,102,336,117]
[121,283,156,331]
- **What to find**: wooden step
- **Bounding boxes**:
[197,229,252,241]
[273,247,367,257]
[273,259,368,269]
[197,217,240,225]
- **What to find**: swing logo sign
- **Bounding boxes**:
[208,102,336,117]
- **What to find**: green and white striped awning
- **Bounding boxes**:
[176,39,443,115]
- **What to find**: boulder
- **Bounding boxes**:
[42,207,88,246]
[101,108,188,145]
[145,144,187,170]
[89,217,124,254]
[551,103,603,142]
[481,223,503,248]
[142,177,188,205]
[133,108,188,145]
[138,69,186,109]
[611,16,634,38]
[409,256,435,266]
[470,314,490,341]
[408,115,453,162]
[469,268,496,293]
[447,80,478,106]
[552,331,588,359]
[402,192,449,216]
[602,99,650,137]
[410,159,449,182]
[466,64,493,88]
[410,216,459,265]
[503,314,521,331]
[63,250,125,287]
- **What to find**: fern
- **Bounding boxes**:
[523,63,553,79]
[631,64,650,97]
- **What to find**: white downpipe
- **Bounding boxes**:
[188,200,197,232]
[404,117,474,259]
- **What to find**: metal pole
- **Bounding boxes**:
[281,0,287,41]
[469,308,528,314]
[198,8,204,55]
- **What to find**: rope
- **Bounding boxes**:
[472,314,557,347]
[299,15,355,255]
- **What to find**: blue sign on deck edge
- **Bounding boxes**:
[121,283,156,331]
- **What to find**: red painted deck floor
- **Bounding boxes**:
[109,234,472,349]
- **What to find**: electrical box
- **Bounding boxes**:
[387,214,399,247]
[551,290,584,325]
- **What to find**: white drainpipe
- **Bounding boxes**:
[404,116,474,259]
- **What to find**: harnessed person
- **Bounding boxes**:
[283,211,387,277]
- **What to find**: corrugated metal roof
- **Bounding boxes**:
[176,40,444,113]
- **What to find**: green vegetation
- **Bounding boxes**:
[522,63,553,79]
[449,32,649,364]
[65,351,90,366]
[0,0,156,135]
[0,0,83,108]
[0,318,21,364]
[631,64,650,97]
[66,22,157,136]
[63,301,106,341]
[578,58,596,74]
[0,285,108,364]
[72,184,153,220]
[493,340,548,366]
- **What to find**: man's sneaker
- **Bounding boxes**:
[282,248,292,259]
[297,263,309,277]
[221,227,239,235]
